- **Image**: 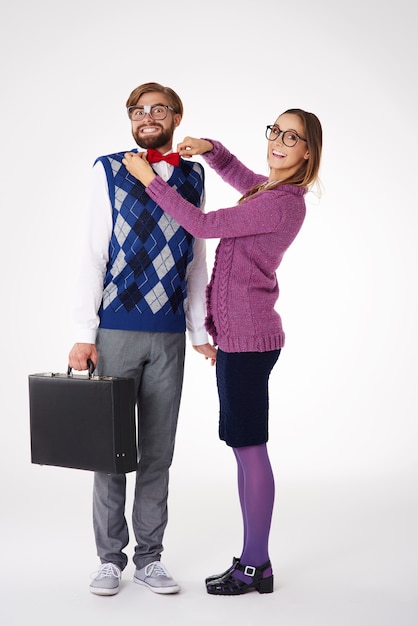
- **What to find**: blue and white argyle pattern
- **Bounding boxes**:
[96,152,204,332]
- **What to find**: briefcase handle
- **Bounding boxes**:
[67,358,95,378]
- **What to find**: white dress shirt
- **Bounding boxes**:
[72,153,209,346]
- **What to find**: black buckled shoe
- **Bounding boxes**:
[205,557,240,584]
[206,560,273,595]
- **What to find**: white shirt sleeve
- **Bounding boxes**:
[157,161,210,346]
[185,231,210,346]
[72,161,112,344]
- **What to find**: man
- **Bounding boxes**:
[69,82,215,596]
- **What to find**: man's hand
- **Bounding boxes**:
[193,343,217,366]
[68,343,98,372]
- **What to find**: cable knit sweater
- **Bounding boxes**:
[145,140,307,352]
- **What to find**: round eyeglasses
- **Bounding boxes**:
[265,125,307,147]
[127,104,175,121]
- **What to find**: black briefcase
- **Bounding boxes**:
[29,362,137,473]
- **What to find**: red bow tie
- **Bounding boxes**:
[147,148,180,166]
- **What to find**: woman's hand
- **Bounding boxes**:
[122,151,156,187]
[177,137,213,158]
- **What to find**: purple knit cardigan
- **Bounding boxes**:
[146,140,307,352]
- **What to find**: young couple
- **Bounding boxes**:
[68,81,322,597]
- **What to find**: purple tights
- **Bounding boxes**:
[232,443,274,582]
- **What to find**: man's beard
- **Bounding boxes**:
[133,123,174,150]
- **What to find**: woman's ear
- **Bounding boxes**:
[304,151,310,160]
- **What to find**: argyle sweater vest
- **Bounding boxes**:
[96,151,205,333]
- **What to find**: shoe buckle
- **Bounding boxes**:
[244,565,256,577]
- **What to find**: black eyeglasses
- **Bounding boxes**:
[127,104,175,121]
[265,125,307,147]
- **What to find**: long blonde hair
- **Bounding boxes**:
[239,109,322,203]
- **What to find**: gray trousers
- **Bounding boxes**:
[93,328,185,570]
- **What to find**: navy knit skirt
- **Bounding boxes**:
[216,348,281,448]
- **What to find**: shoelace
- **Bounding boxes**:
[95,563,121,580]
[144,562,169,578]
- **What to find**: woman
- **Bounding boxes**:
[122,108,323,595]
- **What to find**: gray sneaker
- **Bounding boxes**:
[133,561,180,594]
[90,563,121,595]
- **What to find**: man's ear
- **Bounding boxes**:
[174,114,182,128]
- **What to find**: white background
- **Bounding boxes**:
[1,1,417,624]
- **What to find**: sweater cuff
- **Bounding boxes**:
[200,139,229,168]
[146,175,172,201]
